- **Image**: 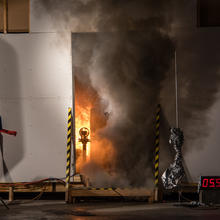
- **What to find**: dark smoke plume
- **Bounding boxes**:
[73,31,174,187]
[35,0,175,187]
[163,1,220,152]
[160,0,220,180]
[35,0,220,184]
[34,0,173,32]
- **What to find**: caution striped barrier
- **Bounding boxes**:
[154,104,160,187]
[66,108,72,185]
[85,188,117,191]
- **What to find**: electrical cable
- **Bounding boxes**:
[179,193,194,202]
[0,174,78,205]
[176,193,219,210]
[0,176,75,206]
[112,189,125,200]
[7,183,48,205]
[0,177,67,187]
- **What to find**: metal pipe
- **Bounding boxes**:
[175,51,179,128]
[71,34,76,176]
[3,0,7,34]
[83,144,87,163]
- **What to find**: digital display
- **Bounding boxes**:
[199,176,220,190]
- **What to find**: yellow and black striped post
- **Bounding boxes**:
[154,104,160,201]
[65,107,72,202]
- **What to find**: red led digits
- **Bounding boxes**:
[216,178,220,187]
[200,177,220,190]
[202,178,209,187]
[209,178,215,187]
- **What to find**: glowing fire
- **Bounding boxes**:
[75,104,91,161]
[74,77,112,172]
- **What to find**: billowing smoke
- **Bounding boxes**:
[34,0,174,187]
[85,32,174,187]
[34,0,173,32]
[162,1,220,152]
[34,0,220,185]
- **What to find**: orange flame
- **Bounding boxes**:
[75,103,91,167]
[74,77,114,172]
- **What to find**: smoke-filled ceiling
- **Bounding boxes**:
[34,0,173,32]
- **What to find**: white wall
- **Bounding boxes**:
[0,1,72,182]
[0,0,219,184]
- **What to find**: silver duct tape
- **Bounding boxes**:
[162,128,185,189]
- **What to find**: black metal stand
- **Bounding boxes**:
[0,197,9,209]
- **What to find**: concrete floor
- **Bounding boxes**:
[1,200,220,220]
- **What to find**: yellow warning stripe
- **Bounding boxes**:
[154,104,160,187]
[66,168,70,175]
[67,152,70,159]
[66,107,72,185]
[67,130,71,135]
[82,188,117,191]
[66,160,70,167]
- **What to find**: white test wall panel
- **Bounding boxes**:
[0,34,72,182]
[0,0,219,184]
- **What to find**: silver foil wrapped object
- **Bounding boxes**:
[161,128,185,189]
